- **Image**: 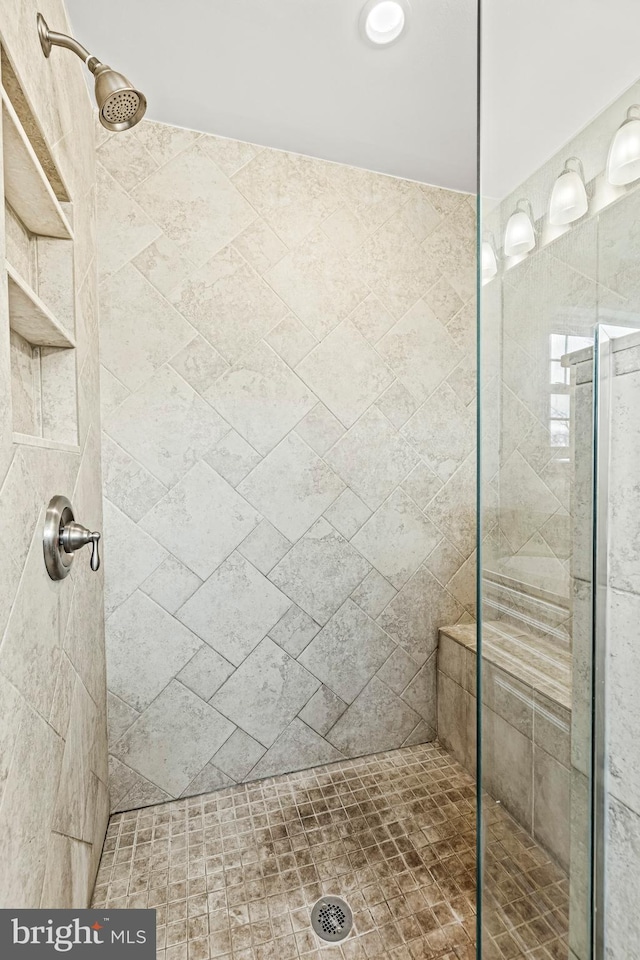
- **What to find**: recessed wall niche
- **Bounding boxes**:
[1,56,78,448]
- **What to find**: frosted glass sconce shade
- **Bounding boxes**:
[607,107,640,185]
[481,240,498,284]
[549,158,588,225]
[504,200,535,257]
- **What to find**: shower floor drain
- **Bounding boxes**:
[311,896,353,942]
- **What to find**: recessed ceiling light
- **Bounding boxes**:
[360,0,409,47]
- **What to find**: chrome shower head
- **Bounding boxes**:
[37,12,147,131]
[89,60,147,132]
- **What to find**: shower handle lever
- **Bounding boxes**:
[61,522,101,571]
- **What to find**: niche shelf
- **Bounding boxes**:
[6,262,74,348]
[1,59,78,450]
[1,89,73,240]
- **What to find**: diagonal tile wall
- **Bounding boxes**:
[96,120,476,812]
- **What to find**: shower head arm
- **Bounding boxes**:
[37,13,93,64]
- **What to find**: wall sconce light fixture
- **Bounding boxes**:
[607,105,640,185]
[549,157,588,225]
[504,199,536,257]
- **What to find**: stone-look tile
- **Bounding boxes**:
[270,519,371,624]
[51,677,96,843]
[298,685,348,737]
[375,379,420,429]
[376,646,421,695]
[607,796,640,960]
[107,692,139,744]
[177,645,235,702]
[102,500,167,617]
[169,335,230,398]
[182,763,233,798]
[0,703,64,907]
[199,134,261,177]
[268,605,320,657]
[211,728,266,782]
[140,555,202,616]
[402,383,475,482]
[352,488,441,589]
[100,263,195,392]
[178,553,292,665]
[105,365,229,487]
[232,218,288,274]
[379,566,463,665]
[238,434,344,541]
[327,677,420,755]
[212,638,320,747]
[232,149,341,246]
[498,451,563,555]
[204,430,262,487]
[296,320,394,427]
[237,520,292,574]
[0,513,70,722]
[134,119,202,165]
[112,681,235,797]
[426,456,476,559]
[483,707,533,833]
[105,591,201,712]
[101,434,167,523]
[377,299,462,403]
[132,234,195,299]
[607,586,640,814]
[401,656,437,723]
[424,275,465,325]
[610,367,640,594]
[265,230,369,340]
[437,672,473,773]
[325,407,419,509]
[402,463,444,512]
[534,692,571,769]
[323,488,372,539]
[100,365,130,418]
[140,461,260,579]
[319,203,369,254]
[299,601,395,704]
[40,833,92,909]
[96,163,161,280]
[294,403,346,455]
[249,719,343,779]
[446,551,476,614]
[351,569,397,618]
[206,341,316,454]
[424,536,466,587]
[265,313,317,368]
[169,245,287,364]
[348,293,396,344]
[533,747,570,871]
[350,216,438,319]
[131,142,256,266]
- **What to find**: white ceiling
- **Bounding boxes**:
[63,0,477,192]
[483,0,640,200]
[64,0,640,198]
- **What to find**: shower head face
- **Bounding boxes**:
[93,63,147,131]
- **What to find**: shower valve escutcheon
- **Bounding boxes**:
[43,495,101,581]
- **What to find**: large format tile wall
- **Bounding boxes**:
[95,119,477,811]
[0,1,107,907]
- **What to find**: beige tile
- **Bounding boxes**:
[132,142,256,267]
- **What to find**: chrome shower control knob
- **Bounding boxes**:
[43,495,102,580]
[60,522,101,571]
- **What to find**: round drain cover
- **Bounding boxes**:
[311,896,353,942]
